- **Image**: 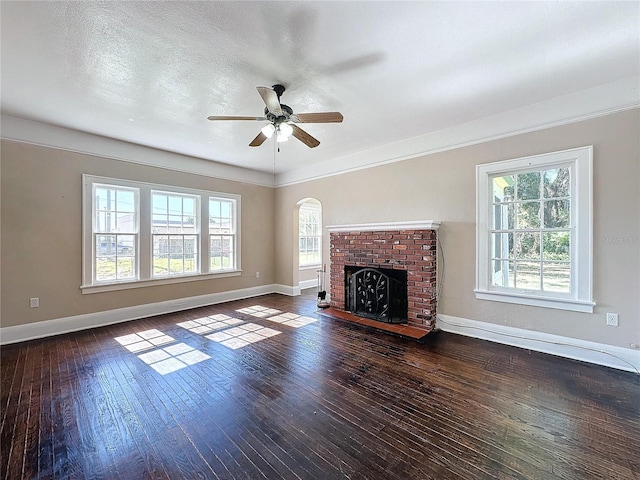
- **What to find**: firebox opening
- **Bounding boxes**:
[345,266,408,324]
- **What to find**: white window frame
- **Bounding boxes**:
[82,175,241,294]
[475,146,594,313]
[151,190,201,279]
[208,196,239,273]
[299,202,322,268]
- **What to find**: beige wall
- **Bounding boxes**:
[2,110,638,349]
[275,109,640,349]
[1,140,275,328]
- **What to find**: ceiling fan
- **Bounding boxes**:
[207,84,343,148]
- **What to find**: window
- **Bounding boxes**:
[475,146,594,312]
[299,202,322,266]
[82,175,240,293]
[209,198,237,272]
[93,184,139,283]
[152,192,199,277]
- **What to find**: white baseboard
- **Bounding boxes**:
[0,284,291,345]
[437,314,640,374]
[299,279,318,290]
[273,284,300,296]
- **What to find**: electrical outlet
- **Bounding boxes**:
[256,271,260,278]
[29,297,39,308]
[606,313,618,326]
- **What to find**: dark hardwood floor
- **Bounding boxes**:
[2,291,639,479]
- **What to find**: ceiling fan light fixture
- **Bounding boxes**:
[279,122,293,137]
[261,123,276,138]
[276,132,289,143]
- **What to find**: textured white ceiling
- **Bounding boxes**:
[1,1,638,180]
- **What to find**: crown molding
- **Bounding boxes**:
[0,115,275,187]
[275,77,640,187]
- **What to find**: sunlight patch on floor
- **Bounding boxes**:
[236,305,282,318]
[235,305,317,328]
[206,322,281,350]
[137,342,210,375]
[115,330,210,375]
[263,312,318,328]
[176,314,244,335]
[114,329,175,352]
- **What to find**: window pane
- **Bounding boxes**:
[183,216,196,233]
[543,200,570,228]
[220,201,231,218]
[184,254,197,273]
[491,233,514,260]
[168,196,182,215]
[516,172,541,200]
[222,236,234,269]
[96,256,117,282]
[210,200,221,217]
[170,237,183,254]
[116,190,135,213]
[543,167,570,198]
[95,211,107,233]
[168,215,182,231]
[543,232,570,261]
[492,175,515,201]
[153,195,167,214]
[154,256,169,276]
[491,260,514,288]
[96,234,116,255]
[183,198,196,216]
[210,235,233,270]
[543,263,571,293]
[116,212,135,232]
[118,235,135,255]
[517,202,540,229]
[515,232,540,260]
[515,262,541,290]
[116,257,135,279]
[492,204,514,230]
[153,214,168,234]
[95,188,110,210]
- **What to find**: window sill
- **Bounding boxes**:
[474,289,595,313]
[81,270,242,294]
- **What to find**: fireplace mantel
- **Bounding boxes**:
[327,220,441,233]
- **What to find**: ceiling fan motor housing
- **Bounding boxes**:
[265,104,293,126]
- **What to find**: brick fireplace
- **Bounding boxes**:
[328,221,440,332]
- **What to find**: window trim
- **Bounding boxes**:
[475,146,594,313]
[82,175,241,294]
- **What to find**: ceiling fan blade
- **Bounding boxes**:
[256,86,282,115]
[249,131,268,147]
[291,124,320,148]
[291,112,343,123]
[207,115,266,121]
